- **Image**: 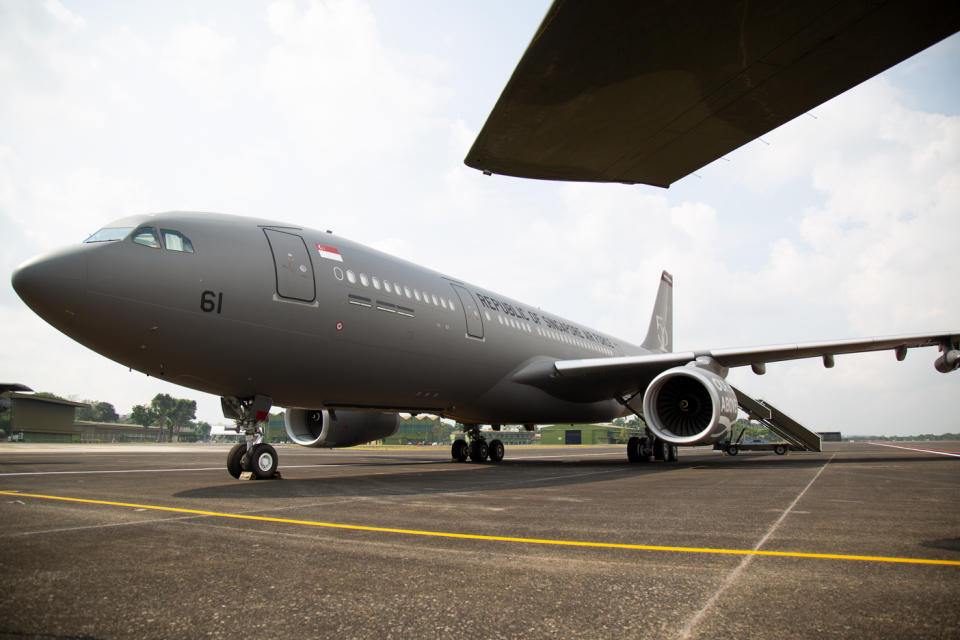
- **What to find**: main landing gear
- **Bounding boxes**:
[626,433,678,463]
[222,395,281,480]
[451,424,504,463]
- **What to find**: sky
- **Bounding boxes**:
[1,0,958,436]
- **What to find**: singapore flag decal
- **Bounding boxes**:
[316,244,343,262]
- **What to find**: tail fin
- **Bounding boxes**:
[641,271,673,353]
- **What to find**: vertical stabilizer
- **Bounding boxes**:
[641,271,673,353]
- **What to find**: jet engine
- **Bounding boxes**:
[642,365,739,446]
[284,409,399,448]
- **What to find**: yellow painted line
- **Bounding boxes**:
[2,490,958,567]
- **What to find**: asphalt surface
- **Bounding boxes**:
[0,441,957,639]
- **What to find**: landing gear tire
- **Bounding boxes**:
[452,440,468,462]
[469,440,489,462]
[666,444,678,462]
[488,439,504,463]
[653,439,667,461]
[249,443,279,479]
[627,436,650,463]
[726,444,740,456]
[227,442,247,479]
[774,444,787,456]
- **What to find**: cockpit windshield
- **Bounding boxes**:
[84,227,134,243]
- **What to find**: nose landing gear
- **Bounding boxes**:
[222,395,281,480]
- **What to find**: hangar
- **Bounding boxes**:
[1,386,160,443]
[2,391,89,442]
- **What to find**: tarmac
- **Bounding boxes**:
[0,441,957,639]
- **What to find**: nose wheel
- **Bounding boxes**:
[222,395,281,479]
[227,442,247,478]
[247,443,279,478]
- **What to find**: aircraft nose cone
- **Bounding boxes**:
[12,247,88,325]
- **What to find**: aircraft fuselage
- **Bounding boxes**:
[13,212,642,425]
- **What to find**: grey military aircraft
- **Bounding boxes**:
[9,0,960,478]
[10,212,960,477]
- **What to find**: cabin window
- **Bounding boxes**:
[383,281,391,294]
[333,267,344,280]
[132,227,161,249]
[160,229,194,253]
[360,273,369,287]
[85,227,132,243]
[346,270,357,284]
[372,276,381,290]
[413,289,421,302]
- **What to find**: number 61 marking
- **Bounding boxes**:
[201,290,223,314]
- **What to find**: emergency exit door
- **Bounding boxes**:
[264,229,316,302]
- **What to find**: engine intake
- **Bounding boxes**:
[284,409,399,448]
[642,365,738,445]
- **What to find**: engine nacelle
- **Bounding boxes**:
[284,409,399,448]
[642,365,739,446]
[934,349,960,373]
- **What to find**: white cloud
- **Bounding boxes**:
[43,0,85,30]
[260,0,452,165]
[160,23,236,94]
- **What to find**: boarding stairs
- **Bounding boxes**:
[732,386,822,452]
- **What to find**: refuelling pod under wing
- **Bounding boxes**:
[934,349,960,373]
[285,409,399,448]
[642,365,738,446]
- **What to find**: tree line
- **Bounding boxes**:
[129,394,211,442]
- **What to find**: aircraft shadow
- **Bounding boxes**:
[173,451,951,501]
[175,458,671,500]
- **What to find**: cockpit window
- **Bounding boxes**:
[84,227,133,243]
[132,227,161,248]
[160,229,194,253]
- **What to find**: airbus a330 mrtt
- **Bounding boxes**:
[10,0,960,478]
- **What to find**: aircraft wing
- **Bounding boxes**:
[513,332,960,402]
[465,0,960,187]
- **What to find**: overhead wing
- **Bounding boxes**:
[465,0,960,187]
[513,332,960,402]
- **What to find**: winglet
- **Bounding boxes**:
[641,271,673,353]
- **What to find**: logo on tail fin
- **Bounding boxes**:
[656,315,669,351]
[642,270,674,353]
